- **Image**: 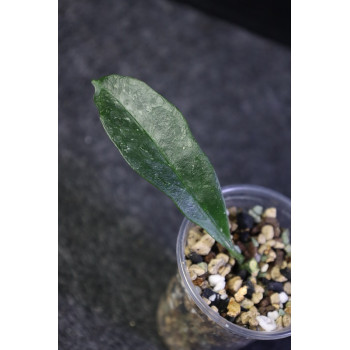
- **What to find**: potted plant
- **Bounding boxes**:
[92,75,291,349]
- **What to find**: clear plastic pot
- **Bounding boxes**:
[157,184,291,350]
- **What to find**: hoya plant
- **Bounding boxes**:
[92,74,244,264]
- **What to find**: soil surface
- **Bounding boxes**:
[186,206,291,332]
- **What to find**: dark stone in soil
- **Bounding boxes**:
[239,230,251,243]
[236,241,247,253]
[258,306,268,315]
[245,280,255,298]
[232,233,240,242]
[231,261,240,273]
[263,217,279,227]
[237,212,255,230]
[265,305,276,312]
[250,224,261,235]
[216,242,228,253]
[258,298,273,314]
[280,267,291,280]
[275,249,285,265]
[274,226,281,237]
[188,252,203,264]
[212,297,230,313]
[202,288,216,299]
[266,281,284,292]
[193,277,205,286]
[259,297,271,307]
[245,241,257,258]
[204,251,216,263]
[236,269,248,280]
[259,277,270,285]
[210,243,221,254]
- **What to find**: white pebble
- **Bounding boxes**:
[256,316,277,331]
[213,280,226,292]
[267,310,279,321]
[261,263,269,273]
[208,274,226,292]
[209,274,224,286]
[220,293,228,300]
[252,205,263,215]
[209,294,217,302]
[279,292,289,304]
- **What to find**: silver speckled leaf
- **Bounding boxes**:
[92,75,243,262]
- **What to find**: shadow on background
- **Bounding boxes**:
[172,0,291,46]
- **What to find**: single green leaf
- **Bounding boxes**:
[92,74,244,263]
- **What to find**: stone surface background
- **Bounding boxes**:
[59,0,290,348]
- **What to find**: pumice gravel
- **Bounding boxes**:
[185,205,291,332]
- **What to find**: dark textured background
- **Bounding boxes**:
[58,0,290,349]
